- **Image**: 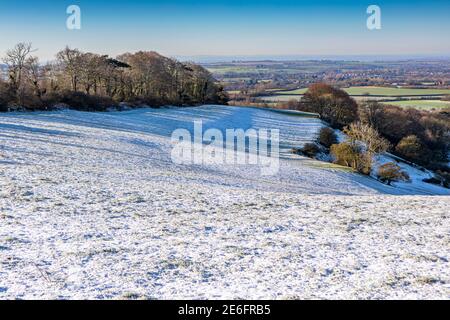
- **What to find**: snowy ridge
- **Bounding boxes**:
[0,106,449,299]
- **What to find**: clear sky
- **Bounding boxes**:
[1,0,449,61]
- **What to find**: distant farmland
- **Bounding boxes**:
[253,86,450,109]
[275,86,450,97]
[381,100,450,110]
[259,95,399,103]
[343,86,450,97]
[259,95,303,102]
[275,88,309,95]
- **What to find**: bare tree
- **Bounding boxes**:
[344,122,391,154]
[2,42,34,102]
[1,44,225,109]
[25,56,45,101]
[56,47,83,92]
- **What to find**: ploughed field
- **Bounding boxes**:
[0,105,448,299]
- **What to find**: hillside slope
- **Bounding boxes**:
[0,106,448,299]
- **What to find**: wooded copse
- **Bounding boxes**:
[0,43,228,111]
[287,83,450,186]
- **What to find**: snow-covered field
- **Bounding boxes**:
[0,105,448,299]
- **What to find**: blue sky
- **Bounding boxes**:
[1,0,449,61]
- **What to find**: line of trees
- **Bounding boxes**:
[0,43,228,112]
[284,83,450,186]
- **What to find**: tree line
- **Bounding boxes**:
[0,43,228,111]
[285,83,450,186]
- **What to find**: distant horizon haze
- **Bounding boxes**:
[1,0,449,61]
[175,54,450,63]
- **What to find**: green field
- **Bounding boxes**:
[259,95,303,102]
[275,86,450,97]
[260,95,403,103]
[276,88,308,95]
[343,86,450,96]
[255,86,450,110]
[381,100,450,110]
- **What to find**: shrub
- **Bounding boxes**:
[15,90,45,110]
[395,135,431,165]
[436,170,450,188]
[123,95,168,108]
[318,127,338,148]
[299,143,321,157]
[51,91,117,111]
[330,142,371,174]
[377,162,410,185]
[344,122,390,154]
[426,164,450,188]
[0,81,14,112]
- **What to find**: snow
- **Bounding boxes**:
[332,126,449,196]
[372,154,449,196]
[0,105,449,299]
